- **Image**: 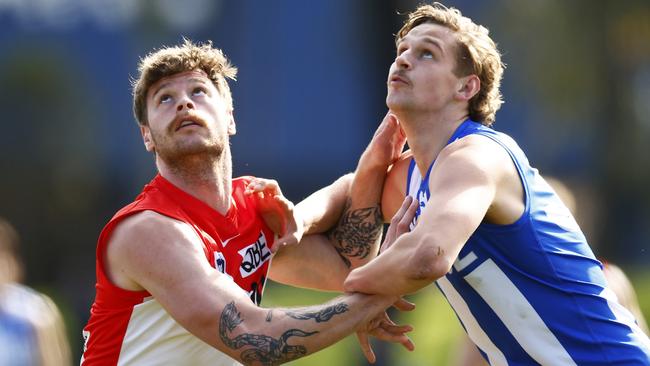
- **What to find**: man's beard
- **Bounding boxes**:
[151,129,227,170]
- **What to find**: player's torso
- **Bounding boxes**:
[406,120,650,365]
[82,175,273,365]
[127,176,274,304]
[198,178,274,305]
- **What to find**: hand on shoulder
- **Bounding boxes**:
[245,177,304,252]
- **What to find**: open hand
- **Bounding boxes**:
[380,195,419,253]
[361,112,407,171]
[356,298,416,363]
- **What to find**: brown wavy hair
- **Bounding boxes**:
[132,39,237,126]
[397,3,504,126]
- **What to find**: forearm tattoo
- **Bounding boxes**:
[328,199,383,266]
[219,302,318,365]
[285,303,348,323]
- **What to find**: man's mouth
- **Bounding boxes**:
[389,75,409,86]
[173,115,204,131]
[177,120,200,130]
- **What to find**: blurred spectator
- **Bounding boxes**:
[0,218,71,366]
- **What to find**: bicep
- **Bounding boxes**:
[107,212,255,349]
[413,147,497,264]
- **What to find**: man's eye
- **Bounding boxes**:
[421,50,434,59]
[192,87,207,96]
[159,95,172,104]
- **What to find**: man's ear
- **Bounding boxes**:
[227,110,236,135]
[141,125,155,152]
[456,74,480,101]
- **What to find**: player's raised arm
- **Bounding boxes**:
[345,137,502,295]
[104,211,407,365]
[290,113,406,271]
[326,113,406,268]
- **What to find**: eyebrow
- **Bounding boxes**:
[151,82,171,99]
[151,77,210,99]
[398,36,446,55]
[421,37,446,55]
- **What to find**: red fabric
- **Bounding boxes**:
[81,174,275,364]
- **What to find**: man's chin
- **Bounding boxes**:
[386,99,407,112]
[157,143,224,163]
[386,94,406,108]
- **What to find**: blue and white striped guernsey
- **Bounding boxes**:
[406,119,650,365]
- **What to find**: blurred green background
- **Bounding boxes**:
[1,0,649,364]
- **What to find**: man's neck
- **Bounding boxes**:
[156,149,233,215]
[395,108,467,177]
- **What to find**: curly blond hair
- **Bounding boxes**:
[397,3,504,126]
[132,39,237,126]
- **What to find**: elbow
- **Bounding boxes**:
[407,240,452,282]
[343,267,376,294]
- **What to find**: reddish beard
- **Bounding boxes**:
[150,125,227,168]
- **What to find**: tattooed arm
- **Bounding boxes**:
[268,114,406,290]
[314,113,406,268]
[266,173,355,291]
[327,113,405,268]
[105,210,406,365]
[293,113,404,239]
[268,169,384,289]
[219,295,397,366]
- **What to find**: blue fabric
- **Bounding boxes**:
[0,310,37,366]
[407,120,650,365]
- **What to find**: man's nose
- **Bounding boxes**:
[176,96,195,112]
[395,51,411,70]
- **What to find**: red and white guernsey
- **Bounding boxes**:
[81,174,276,365]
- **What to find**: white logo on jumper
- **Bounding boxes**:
[214,252,234,282]
[238,232,271,278]
[409,189,428,231]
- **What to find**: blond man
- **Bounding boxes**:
[345,3,650,364]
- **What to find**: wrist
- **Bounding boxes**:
[347,292,393,310]
[357,150,392,173]
[355,161,389,180]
